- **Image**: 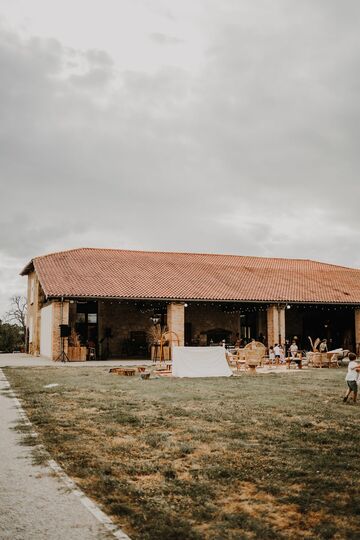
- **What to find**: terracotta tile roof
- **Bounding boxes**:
[21,248,360,304]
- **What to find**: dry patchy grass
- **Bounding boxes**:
[4,367,360,540]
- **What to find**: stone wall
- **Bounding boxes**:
[185,304,239,345]
[61,299,360,358]
[90,301,241,354]
[98,301,153,357]
[25,269,70,360]
[52,301,69,360]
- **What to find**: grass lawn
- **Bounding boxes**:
[4,367,360,540]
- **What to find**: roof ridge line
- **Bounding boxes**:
[29,247,359,270]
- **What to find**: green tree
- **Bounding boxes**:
[0,322,24,352]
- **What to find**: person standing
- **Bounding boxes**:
[279,344,285,364]
[343,353,360,403]
[274,343,281,366]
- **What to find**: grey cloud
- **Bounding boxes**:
[191,4,360,215]
[149,32,184,45]
[1,2,360,315]
[0,214,90,259]
[68,67,114,89]
[86,49,114,66]
[68,48,115,89]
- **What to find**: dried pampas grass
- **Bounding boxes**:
[308,336,321,352]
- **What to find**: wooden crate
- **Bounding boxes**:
[67,346,87,362]
[151,345,171,362]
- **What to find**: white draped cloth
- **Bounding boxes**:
[172,346,233,378]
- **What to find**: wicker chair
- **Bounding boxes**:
[227,348,247,371]
[244,342,266,369]
[328,353,340,368]
[226,349,239,369]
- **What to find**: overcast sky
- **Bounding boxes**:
[0,0,359,316]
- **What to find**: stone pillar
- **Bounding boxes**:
[167,303,185,346]
[355,309,360,357]
[52,300,70,360]
[279,307,286,346]
[27,272,41,356]
[267,305,286,346]
[267,306,279,347]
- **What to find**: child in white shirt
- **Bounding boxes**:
[273,344,281,366]
[343,353,360,403]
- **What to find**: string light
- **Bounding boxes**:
[77,298,360,312]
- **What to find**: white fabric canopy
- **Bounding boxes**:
[172,346,233,378]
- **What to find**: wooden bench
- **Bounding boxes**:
[286,356,302,369]
[109,367,137,376]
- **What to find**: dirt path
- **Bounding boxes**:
[0,369,127,540]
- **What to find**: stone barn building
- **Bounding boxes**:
[21,248,360,361]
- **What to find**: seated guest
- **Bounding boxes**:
[234,332,242,348]
[289,340,298,358]
[250,338,257,349]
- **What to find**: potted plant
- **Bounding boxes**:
[147,325,179,363]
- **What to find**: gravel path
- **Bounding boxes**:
[0,370,123,540]
[0,352,152,368]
